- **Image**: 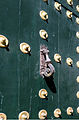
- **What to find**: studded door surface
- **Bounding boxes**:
[0,0,79,119]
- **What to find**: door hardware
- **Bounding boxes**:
[40,45,55,78]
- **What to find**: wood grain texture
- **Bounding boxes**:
[0,0,79,119]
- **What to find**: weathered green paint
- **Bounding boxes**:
[0,0,79,119]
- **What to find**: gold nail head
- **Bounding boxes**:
[54,108,61,118]
[67,0,73,6]
[76,5,79,12]
[0,113,7,120]
[76,46,79,53]
[54,2,61,11]
[38,110,47,120]
[54,54,61,63]
[66,10,72,19]
[76,76,79,83]
[19,111,29,120]
[40,10,48,21]
[39,29,48,40]
[43,0,48,2]
[76,18,79,24]
[77,107,79,113]
[39,89,48,99]
[76,91,79,98]
[20,43,31,54]
[76,32,79,39]
[0,35,9,48]
[67,107,73,115]
[66,58,73,66]
[76,61,79,68]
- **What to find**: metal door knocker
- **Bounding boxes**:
[40,45,55,78]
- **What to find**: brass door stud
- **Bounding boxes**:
[76,32,79,39]
[76,76,79,83]
[76,46,79,53]
[66,58,73,66]
[0,113,7,120]
[67,107,73,115]
[54,108,61,118]
[39,89,48,99]
[40,10,48,21]
[76,5,79,12]
[77,107,79,114]
[54,54,61,63]
[76,91,79,98]
[76,61,79,68]
[67,0,73,6]
[0,35,9,48]
[20,43,31,54]
[38,110,47,120]
[19,111,29,120]
[76,18,79,24]
[66,10,72,19]
[54,2,61,11]
[39,30,48,40]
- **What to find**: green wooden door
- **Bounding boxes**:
[0,0,79,119]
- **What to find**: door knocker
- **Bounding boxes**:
[40,45,55,78]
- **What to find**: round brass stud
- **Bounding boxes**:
[66,10,72,19]
[54,2,61,11]
[0,113,7,120]
[19,111,29,120]
[76,5,79,12]
[76,46,79,53]
[76,32,79,39]
[0,35,9,48]
[43,0,48,2]
[76,61,79,68]
[76,76,79,83]
[40,10,48,21]
[20,43,31,54]
[39,30,48,40]
[77,107,79,114]
[39,89,48,99]
[67,0,73,6]
[76,91,79,98]
[54,54,61,63]
[66,58,73,66]
[76,18,79,24]
[67,107,73,115]
[38,110,47,120]
[54,108,61,118]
